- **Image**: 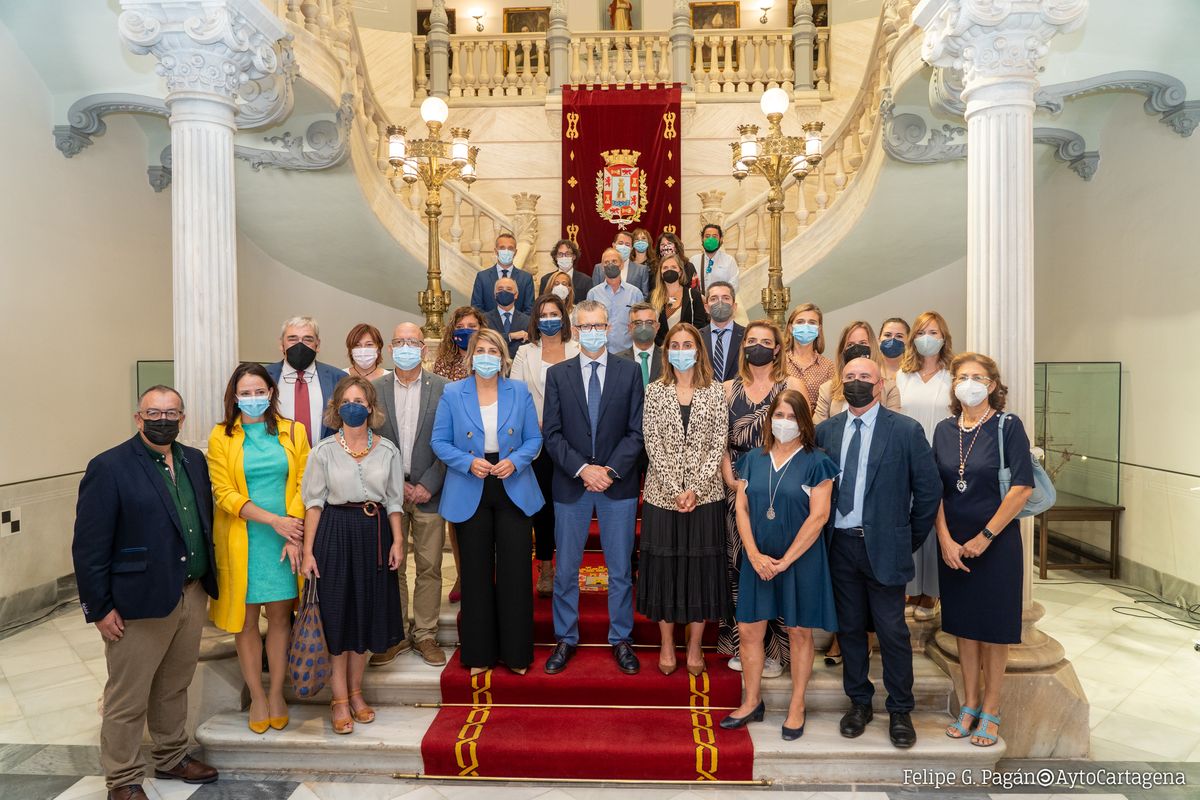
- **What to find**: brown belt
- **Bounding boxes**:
[343,501,383,570]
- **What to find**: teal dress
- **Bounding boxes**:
[734,447,839,630]
[243,422,297,604]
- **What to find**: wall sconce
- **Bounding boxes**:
[759,1,773,24]
[469,8,485,32]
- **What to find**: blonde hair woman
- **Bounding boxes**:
[811,321,901,423]
[650,254,708,343]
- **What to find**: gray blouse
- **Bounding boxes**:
[301,436,405,515]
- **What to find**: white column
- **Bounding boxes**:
[118,0,290,446]
[916,0,1087,629]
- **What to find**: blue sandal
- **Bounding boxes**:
[945,705,980,739]
[972,712,1001,747]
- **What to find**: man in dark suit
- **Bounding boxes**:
[370,322,449,668]
[613,302,662,386]
[540,238,593,302]
[72,386,220,799]
[265,315,345,446]
[471,231,535,314]
[815,357,941,749]
[542,299,645,675]
[483,276,531,358]
[590,229,650,296]
[698,280,743,383]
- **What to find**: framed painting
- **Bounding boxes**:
[503,6,550,34]
[689,1,739,31]
[416,8,457,35]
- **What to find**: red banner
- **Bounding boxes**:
[561,86,682,275]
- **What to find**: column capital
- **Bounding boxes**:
[915,0,1087,88]
[118,0,294,126]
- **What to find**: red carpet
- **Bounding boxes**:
[420,515,753,781]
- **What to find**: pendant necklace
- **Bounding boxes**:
[956,409,992,492]
[766,448,797,520]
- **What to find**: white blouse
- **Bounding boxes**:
[481,401,500,453]
[895,368,953,444]
[301,436,405,514]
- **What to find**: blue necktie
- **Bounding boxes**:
[503,311,511,335]
[588,361,601,457]
[837,418,864,517]
[713,329,727,382]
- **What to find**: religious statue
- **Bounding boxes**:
[609,0,633,31]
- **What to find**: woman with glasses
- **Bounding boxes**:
[208,363,309,734]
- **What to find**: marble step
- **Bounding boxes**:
[276,646,953,713]
[196,704,1002,783]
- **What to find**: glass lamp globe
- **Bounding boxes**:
[420,96,450,125]
[760,87,789,117]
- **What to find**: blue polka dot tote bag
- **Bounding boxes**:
[288,578,329,698]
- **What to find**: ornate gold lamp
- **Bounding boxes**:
[387,96,479,339]
[730,88,823,327]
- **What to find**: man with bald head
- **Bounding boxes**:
[484,275,530,358]
[370,322,449,667]
[815,356,941,749]
[585,246,645,352]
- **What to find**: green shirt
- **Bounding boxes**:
[141,438,209,581]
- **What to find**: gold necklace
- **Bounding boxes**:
[337,429,373,458]
[955,409,993,492]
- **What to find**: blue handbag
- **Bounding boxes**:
[996,413,1056,518]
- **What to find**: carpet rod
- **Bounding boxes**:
[414,702,738,710]
[391,773,772,786]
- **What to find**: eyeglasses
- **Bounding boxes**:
[577,323,608,332]
[390,338,424,348]
[283,335,317,346]
[140,409,182,421]
[954,375,990,385]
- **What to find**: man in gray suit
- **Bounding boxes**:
[369,322,449,667]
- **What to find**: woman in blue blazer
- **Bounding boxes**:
[432,328,544,675]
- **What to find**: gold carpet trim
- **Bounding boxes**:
[688,671,718,780]
[453,669,493,776]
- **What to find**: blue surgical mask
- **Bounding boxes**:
[497,249,515,266]
[791,323,819,345]
[614,243,632,260]
[668,349,697,372]
[633,240,649,253]
[914,334,944,357]
[879,337,905,358]
[237,396,270,418]
[537,317,563,336]
[452,328,475,351]
[495,290,516,307]
[579,329,608,352]
[392,345,422,370]
[339,402,370,428]
[472,353,502,378]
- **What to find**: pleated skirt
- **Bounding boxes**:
[636,500,731,624]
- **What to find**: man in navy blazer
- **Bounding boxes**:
[541,299,645,675]
[266,315,345,446]
[471,232,535,315]
[72,386,220,796]
[483,275,532,358]
[815,357,941,749]
[697,281,744,383]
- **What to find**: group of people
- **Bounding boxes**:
[72,230,1034,799]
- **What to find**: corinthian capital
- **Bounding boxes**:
[118,0,293,123]
[914,0,1088,86]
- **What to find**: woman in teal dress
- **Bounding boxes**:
[720,388,838,741]
[209,363,310,734]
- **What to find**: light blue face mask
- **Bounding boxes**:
[237,396,270,418]
[579,328,608,352]
[668,349,697,372]
[791,323,819,345]
[914,334,944,357]
[473,353,502,378]
[497,249,516,266]
[633,240,649,253]
[392,345,422,370]
[614,243,632,260]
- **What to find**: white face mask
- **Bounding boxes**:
[771,418,801,443]
[556,256,574,271]
[351,347,378,369]
[954,379,990,409]
[551,284,570,301]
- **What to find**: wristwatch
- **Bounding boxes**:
[982,527,996,540]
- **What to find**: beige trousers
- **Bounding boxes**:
[101,580,207,789]
[397,501,446,643]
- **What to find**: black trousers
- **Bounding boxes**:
[531,449,556,562]
[457,458,535,669]
[829,532,914,713]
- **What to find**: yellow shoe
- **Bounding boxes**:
[248,716,270,735]
[269,715,289,731]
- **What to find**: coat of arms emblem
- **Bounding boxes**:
[595,149,648,227]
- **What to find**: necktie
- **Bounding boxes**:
[501,269,509,279]
[503,311,511,335]
[638,351,650,386]
[713,329,727,382]
[837,418,864,517]
[588,361,601,457]
[294,370,312,446]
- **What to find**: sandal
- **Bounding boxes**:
[971,711,1001,747]
[348,689,376,724]
[329,698,354,735]
[945,704,980,739]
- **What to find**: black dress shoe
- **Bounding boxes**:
[613,641,639,674]
[889,711,917,748]
[782,722,805,741]
[543,642,576,674]
[839,703,874,738]
[719,700,765,730]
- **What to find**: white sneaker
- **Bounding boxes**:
[727,656,743,672]
[762,658,784,678]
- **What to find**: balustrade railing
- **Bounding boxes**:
[566,32,673,89]
[413,35,550,100]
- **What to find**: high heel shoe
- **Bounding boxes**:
[719,700,765,730]
[658,660,678,676]
[348,689,375,724]
[329,698,354,735]
[247,716,270,735]
[268,714,289,731]
[686,659,707,677]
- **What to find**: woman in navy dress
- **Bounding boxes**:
[720,389,839,741]
[932,353,1033,749]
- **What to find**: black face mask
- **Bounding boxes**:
[661,269,680,285]
[142,418,181,446]
[744,344,776,367]
[286,342,317,371]
[842,343,871,364]
[842,379,876,409]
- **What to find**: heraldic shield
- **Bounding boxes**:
[596,149,649,226]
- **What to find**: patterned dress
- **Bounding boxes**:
[433,349,471,381]
[718,378,791,665]
[785,351,834,411]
